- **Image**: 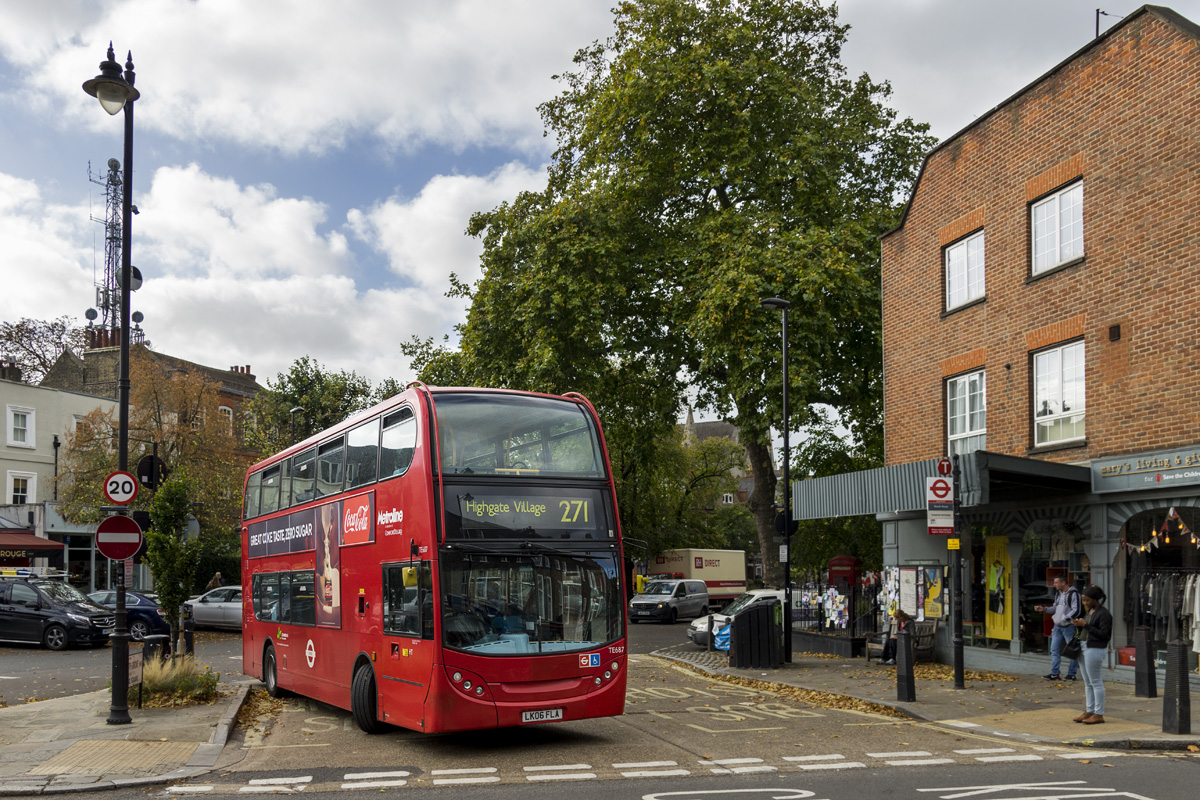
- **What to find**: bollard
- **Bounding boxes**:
[707,614,714,652]
[1163,639,1192,735]
[183,612,195,656]
[896,628,916,702]
[1134,626,1157,698]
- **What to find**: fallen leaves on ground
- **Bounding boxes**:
[677,661,906,717]
[236,686,285,731]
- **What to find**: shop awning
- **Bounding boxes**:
[792,450,1093,521]
[0,532,65,558]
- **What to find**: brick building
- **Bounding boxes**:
[792,5,1200,676]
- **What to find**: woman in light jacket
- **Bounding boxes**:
[1072,585,1112,724]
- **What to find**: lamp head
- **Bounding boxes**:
[82,43,139,114]
[760,297,791,311]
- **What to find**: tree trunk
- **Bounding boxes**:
[744,435,782,587]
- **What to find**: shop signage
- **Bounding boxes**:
[1091,446,1200,493]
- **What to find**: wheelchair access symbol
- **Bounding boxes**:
[579,654,601,668]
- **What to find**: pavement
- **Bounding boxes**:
[0,644,1197,795]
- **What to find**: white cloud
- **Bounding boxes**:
[8,0,614,156]
[137,164,348,281]
[348,161,545,291]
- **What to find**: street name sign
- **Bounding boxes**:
[926,476,954,536]
[96,515,143,561]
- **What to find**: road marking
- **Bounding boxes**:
[710,766,777,774]
[624,767,691,777]
[615,761,679,769]
[868,751,932,758]
[887,759,956,766]
[344,771,411,780]
[431,768,499,785]
[342,779,408,789]
[975,754,1044,763]
[432,768,497,775]
[953,748,1014,754]
[528,772,598,781]
[0,676,18,680]
[783,754,845,762]
[941,721,980,728]
[167,787,213,793]
[1057,751,1124,758]
[525,764,592,771]
[248,777,313,785]
[795,761,866,771]
[706,758,765,765]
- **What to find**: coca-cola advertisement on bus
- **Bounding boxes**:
[315,501,342,628]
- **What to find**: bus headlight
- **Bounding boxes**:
[452,671,462,683]
[463,680,472,690]
[594,677,602,686]
[611,662,619,672]
[604,670,612,679]
[474,685,484,696]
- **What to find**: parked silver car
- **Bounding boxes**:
[185,585,243,630]
[686,588,785,647]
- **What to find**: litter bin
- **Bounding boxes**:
[729,599,782,669]
[143,634,171,664]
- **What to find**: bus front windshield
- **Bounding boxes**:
[434,393,605,478]
[440,548,623,655]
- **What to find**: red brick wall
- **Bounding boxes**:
[881,10,1200,467]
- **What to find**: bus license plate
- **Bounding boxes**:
[522,708,563,723]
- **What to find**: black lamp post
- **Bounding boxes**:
[761,297,792,663]
[290,406,306,444]
[83,41,140,726]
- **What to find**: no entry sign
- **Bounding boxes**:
[96,515,143,561]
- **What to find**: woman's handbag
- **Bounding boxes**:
[1062,631,1082,660]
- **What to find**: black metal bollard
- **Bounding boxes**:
[1134,626,1157,698]
[1163,639,1192,735]
[896,628,917,702]
[707,614,714,652]
[182,612,195,656]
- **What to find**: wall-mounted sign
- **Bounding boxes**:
[1091,446,1200,493]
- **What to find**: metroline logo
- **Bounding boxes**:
[378,508,404,525]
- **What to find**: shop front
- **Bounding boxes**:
[794,449,1200,684]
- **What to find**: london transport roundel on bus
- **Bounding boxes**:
[96,515,143,561]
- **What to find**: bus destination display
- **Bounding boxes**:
[458,494,597,531]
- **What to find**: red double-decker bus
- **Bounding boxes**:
[240,384,627,733]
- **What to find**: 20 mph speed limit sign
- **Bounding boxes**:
[103,471,139,505]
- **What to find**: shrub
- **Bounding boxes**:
[138,655,220,706]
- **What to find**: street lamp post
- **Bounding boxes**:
[84,42,140,726]
[761,297,792,663]
[290,406,306,444]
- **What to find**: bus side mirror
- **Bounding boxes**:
[402,567,418,587]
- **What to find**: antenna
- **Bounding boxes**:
[86,159,144,347]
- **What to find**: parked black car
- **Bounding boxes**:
[88,590,170,641]
[0,578,115,650]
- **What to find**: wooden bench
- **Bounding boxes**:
[866,619,939,663]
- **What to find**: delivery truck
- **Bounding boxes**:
[646,548,747,609]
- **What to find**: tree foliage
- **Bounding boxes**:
[0,316,88,383]
[56,347,251,538]
[241,356,384,456]
[145,473,203,652]
[444,0,934,586]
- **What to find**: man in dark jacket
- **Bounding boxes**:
[1035,575,1081,680]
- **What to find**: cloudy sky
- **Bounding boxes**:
[2,0,1194,390]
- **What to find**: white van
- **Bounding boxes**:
[628,579,709,623]
[685,588,785,646]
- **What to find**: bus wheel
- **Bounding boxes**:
[351,664,386,734]
[263,646,284,698]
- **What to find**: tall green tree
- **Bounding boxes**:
[242,356,379,455]
[0,315,88,383]
[449,0,934,586]
[145,473,203,652]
